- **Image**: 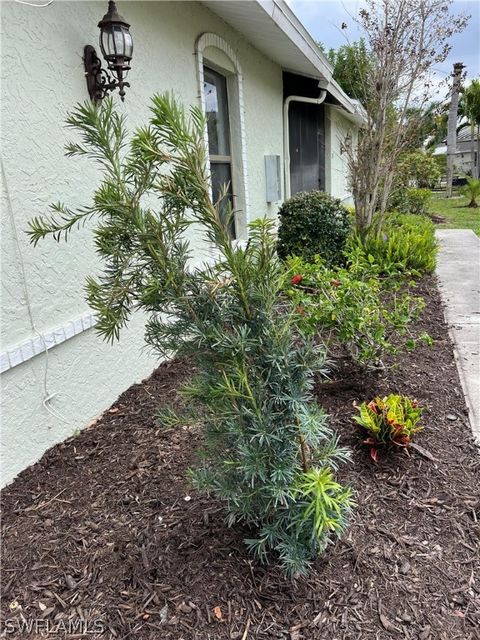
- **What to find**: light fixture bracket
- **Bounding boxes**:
[83,45,130,102]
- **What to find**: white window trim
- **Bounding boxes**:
[195,32,250,232]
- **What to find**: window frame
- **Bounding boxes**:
[195,32,250,241]
[203,64,236,237]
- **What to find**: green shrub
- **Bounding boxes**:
[277,190,351,265]
[387,151,439,215]
[28,96,353,578]
[286,256,425,368]
[353,395,423,461]
[432,153,447,178]
[390,187,432,216]
[348,213,438,275]
[461,177,480,208]
[397,151,441,188]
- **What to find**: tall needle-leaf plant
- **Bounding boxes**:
[28,95,353,576]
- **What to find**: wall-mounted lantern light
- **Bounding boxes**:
[84,1,133,102]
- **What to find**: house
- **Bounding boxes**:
[0,0,363,487]
[432,125,479,176]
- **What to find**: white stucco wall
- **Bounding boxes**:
[0,1,284,486]
[325,106,356,204]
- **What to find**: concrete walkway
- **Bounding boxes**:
[435,229,480,442]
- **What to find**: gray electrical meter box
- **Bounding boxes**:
[264,155,281,202]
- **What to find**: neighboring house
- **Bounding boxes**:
[1,0,363,486]
[433,125,479,175]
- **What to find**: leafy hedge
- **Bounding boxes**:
[348,213,438,275]
[286,256,425,367]
[277,191,351,265]
[389,187,432,216]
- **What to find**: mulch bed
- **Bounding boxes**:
[1,275,479,639]
[428,213,446,224]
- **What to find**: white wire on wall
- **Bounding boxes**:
[2,158,74,426]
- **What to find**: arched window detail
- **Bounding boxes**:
[195,33,250,238]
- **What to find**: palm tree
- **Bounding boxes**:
[458,79,480,179]
[461,177,480,208]
[446,63,465,197]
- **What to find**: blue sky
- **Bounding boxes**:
[289,0,479,95]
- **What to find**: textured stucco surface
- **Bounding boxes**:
[326,106,356,204]
[0,1,285,486]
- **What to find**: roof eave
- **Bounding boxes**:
[261,0,359,115]
[201,0,364,121]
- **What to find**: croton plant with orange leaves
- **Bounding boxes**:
[353,394,423,461]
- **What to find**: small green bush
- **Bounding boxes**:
[461,177,480,208]
[353,394,423,461]
[277,191,351,265]
[348,213,438,275]
[286,256,425,368]
[432,153,447,178]
[390,187,432,216]
[397,151,441,188]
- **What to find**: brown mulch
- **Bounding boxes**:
[428,213,447,224]
[1,275,479,639]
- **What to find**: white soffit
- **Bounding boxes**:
[201,0,359,116]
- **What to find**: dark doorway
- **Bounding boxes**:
[288,100,325,195]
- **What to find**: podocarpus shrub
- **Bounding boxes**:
[347,213,438,275]
[277,191,351,265]
[28,96,353,577]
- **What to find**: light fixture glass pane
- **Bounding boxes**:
[101,29,114,57]
[203,67,231,157]
[113,26,124,56]
[99,29,108,57]
[123,30,133,58]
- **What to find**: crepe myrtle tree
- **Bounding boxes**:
[340,0,468,234]
[28,95,353,577]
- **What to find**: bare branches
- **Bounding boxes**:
[343,0,469,233]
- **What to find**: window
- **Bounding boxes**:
[195,33,250,239]
[203,66,235,237]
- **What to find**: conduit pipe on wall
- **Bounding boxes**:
[283,90,327,199]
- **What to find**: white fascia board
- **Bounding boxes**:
[258,0,333,79]
[328,104,367,127]
[200,0,363,121]
[256,0,359,116]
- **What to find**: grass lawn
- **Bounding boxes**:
[429,191,480,236]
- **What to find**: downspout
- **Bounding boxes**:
[283,90,327,200]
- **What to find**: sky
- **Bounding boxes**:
[289,0,480,97]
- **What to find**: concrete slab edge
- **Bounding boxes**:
[444,318,480,446]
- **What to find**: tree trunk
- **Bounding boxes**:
[470,122,476,178]
[446,62,464,197]
[476,125,479,180]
